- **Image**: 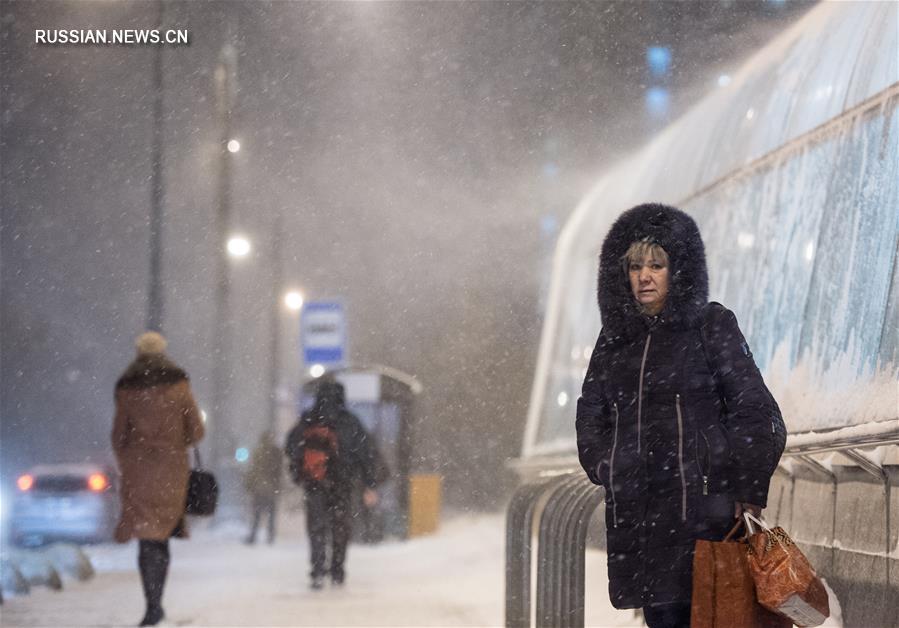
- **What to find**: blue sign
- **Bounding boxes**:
[301,301,346,367]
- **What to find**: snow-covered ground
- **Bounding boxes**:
[1,510,642,627]
[0,508,846,628]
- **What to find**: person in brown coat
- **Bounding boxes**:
[112,331,204,627]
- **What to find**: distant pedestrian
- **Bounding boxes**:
[576,205,786,628]
[112,332,205,627]
[285,378,381,590]
[244,430,282,545]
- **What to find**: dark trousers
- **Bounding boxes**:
[643,602,692,628]
[138,540,170,611]
[247,495,277,543]
[305,487,351,578]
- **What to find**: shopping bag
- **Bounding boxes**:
[691,520,792,628]
[743,512,830,627]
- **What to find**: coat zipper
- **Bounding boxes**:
[636,333,652,454]
[675,394,687,522]
[695,431,711,496]
[609,402,620,528]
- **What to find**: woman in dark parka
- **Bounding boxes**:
[575,204,786,628]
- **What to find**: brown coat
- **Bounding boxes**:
[111,355,205,542]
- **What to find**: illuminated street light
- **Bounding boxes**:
[227,139,241,153]
[284,290,304,311]
[227,236,251,258]
[309,364,325,378]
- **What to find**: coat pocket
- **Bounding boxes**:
[695,422,731,494]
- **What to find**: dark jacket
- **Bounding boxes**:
[112,354,204,541]
[575,203,786,609]
[285,380,380,490]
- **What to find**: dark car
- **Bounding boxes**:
[9,463,119,546]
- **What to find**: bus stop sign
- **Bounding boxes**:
[301,301,346,367]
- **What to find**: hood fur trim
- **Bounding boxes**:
[597,203,708,342]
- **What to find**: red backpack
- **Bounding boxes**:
[301,425,339,482]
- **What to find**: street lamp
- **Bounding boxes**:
[284,290,304,311]
[211,40,237,478]
[226,235,251,258]
[147,0,166,333]
[227,139,241,153]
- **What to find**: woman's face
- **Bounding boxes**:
[628,254,669,315]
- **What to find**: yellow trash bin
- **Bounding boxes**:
[408,474,442,537]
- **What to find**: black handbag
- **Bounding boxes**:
[185,447,218,516]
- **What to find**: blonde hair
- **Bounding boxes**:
[135,331,167,355]
[622,240,669,274]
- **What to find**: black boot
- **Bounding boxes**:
[138,605,165,627]
[138,540,169,626]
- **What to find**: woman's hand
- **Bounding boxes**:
[734,501,762,519]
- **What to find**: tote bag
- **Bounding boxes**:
[744,512,830,627]
[691,520,792,628]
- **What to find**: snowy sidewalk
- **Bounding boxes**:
[1,512,641,627]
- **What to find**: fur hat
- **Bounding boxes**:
[135,331,168,355]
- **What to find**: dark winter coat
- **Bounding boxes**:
[112,354,205,542]
[576,203,786,609]
[285,380,381,491]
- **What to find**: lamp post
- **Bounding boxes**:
[268,212,304,432]
[271,288,304,437]
[147,0,166,332]
[211,41,237,471]
[267,214,283,433]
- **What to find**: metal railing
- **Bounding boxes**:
[505,421,899,628]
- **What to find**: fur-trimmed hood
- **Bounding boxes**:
[597,203,708,342]
[116,354,189,389]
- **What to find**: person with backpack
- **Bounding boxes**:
[575,204,786,628]
[285,378,381,590]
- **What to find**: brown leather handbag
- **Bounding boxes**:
[691,520,792,628]
[743,513,830,627]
